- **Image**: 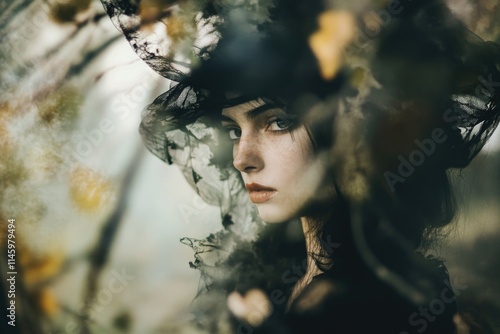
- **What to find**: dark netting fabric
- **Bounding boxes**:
[100,0,223,81]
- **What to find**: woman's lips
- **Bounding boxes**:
[245,183,277,203]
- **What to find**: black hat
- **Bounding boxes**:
[101,0,499,171]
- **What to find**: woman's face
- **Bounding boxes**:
[221,99,324,223]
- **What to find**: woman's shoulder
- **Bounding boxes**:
[285,253,458,334]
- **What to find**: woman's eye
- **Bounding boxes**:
[227,128,241,140]
[267,117,293,131]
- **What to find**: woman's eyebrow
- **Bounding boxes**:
[220,115,236,123]
[246,103,284,119]
[220,102,286,123]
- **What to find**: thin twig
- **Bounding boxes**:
[80,145,146,333]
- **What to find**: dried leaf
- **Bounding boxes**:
[69,167,113,213]
[309,11,356,80]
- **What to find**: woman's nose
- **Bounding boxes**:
[233,135,264,173]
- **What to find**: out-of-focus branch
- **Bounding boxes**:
[0,0,33,32]
[65,34,121,79]
[42,11,109,64]
[80,145,146,333]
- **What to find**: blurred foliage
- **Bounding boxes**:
[309,10,356,80]
[447,0,500,42]
[139,0,178,23]
[37,85,81,127]
[21,246,63,289]
[1,1,121,332]
[471,0,500,41]
[49,0,92,23]
[0,107,29,191]
[20,242,63,316]
[69,167,114,213]
[37,288,59,316]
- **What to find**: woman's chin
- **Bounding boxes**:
[256,205,299,224]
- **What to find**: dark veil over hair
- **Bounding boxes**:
[101,0,500,332]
